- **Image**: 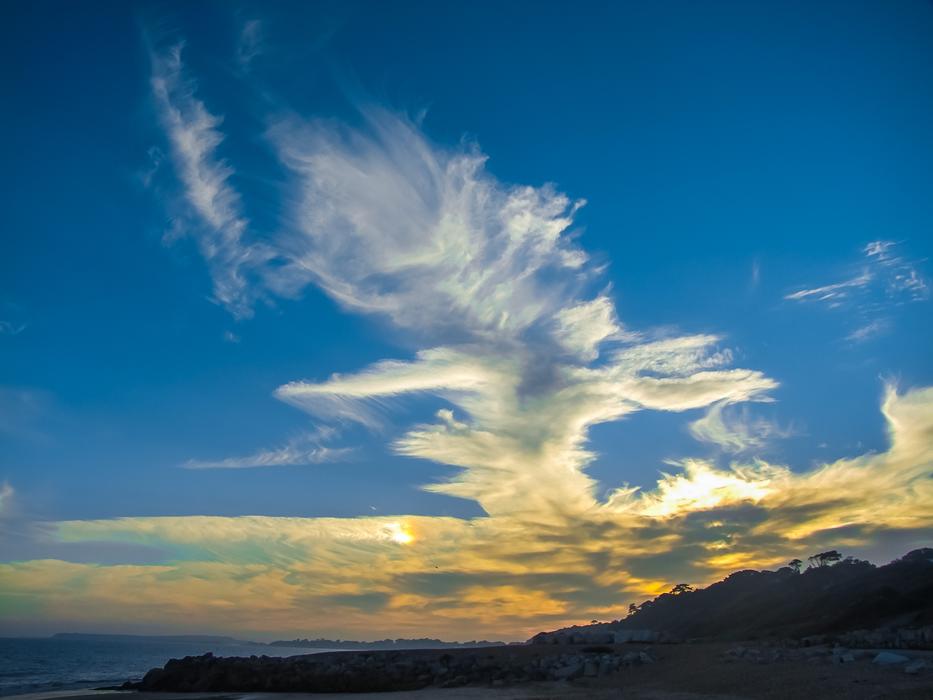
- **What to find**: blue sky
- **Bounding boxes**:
[1,1,932,638]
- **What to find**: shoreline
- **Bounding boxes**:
[126,642,933,698]
[6,641,932,700]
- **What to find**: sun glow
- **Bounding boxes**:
[386,522,414,545]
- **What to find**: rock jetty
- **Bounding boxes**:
[127,645,656,693]
[721,641,930,674]
[530,627,679,645]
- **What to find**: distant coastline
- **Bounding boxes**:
[51,633,254,645]
[47,632,506,651]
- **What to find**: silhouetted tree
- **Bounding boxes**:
[900,548,933,563]
[627,603,638,617]
[670,583,695,595]
[839,556,871,568]
[788,558,802,573]
[808,550,842,568]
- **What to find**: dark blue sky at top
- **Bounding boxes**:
[2,0,932,523]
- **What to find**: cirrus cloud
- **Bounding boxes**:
[5,37,927,640]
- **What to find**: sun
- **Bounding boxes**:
[387,522,414,545]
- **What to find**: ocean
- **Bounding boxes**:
[0,637,323,697]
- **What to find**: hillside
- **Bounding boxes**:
[532,548,933,643]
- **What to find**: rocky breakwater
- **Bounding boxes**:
[127,645,656,693]
[530,627,679,645]
[835,625,933,650]
[723,643,931,675]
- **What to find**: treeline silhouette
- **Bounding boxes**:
[590,548,932,640]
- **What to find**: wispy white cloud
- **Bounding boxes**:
[150,43,273,318]
[265,109,594,341]
[0,321,25,335]
[864,240,929,300]
[237,20,264,69]
[784,270,873,304]
[183,433,352,470]
[606,381,933,537]
[4,383,930,638]
[139,145,165,188]
[120,43,933,637]
[0,482,13,517]
[279,336,775,518]
[553,295,631,361]
[688,400,795,453]
[846,319,890,344]
[254,109,779,511]
[166,108,772,518]
[785,240,928,341]
[864,240,894,259]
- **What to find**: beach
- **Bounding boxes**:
[10,642,931,700]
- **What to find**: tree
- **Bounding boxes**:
[627,603,638,617]
[670,583,695,595]
[808,550,842,569]
[788,558,802,573]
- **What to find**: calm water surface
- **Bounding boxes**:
[0,638,321,697]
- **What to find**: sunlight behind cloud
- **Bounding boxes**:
[4,384,928,638]
[386,522,414,545]
[5,37,929,642]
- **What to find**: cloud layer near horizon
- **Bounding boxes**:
[4,383,932,638]
[2,42,931,640]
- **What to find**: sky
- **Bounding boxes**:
[1,0,932,641]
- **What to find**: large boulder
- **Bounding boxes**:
[552,661,584,680]
[873,652,910,665]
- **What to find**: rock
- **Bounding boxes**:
[140,668,166,688]
[903,660,928,675]
[552,662,584,680]
[802,647,829,658]
[441,675,468,687]
[127,646,642,692]
[801,635,827,646]
[873,652,910,665]
[632,629,659,643]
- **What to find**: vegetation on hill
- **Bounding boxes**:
[542,548,933,641]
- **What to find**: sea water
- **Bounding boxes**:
[0,637,321,697]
